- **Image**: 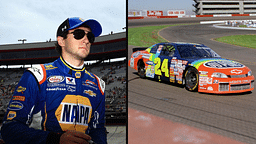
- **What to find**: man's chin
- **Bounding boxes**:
[78,54,89,60]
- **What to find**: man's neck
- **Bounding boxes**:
[61,55,84,69]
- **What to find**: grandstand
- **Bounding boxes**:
[193,0,256,15]
[0,68,24,121]
[0,32,126,125]
[0,32,126,66]
[88,60,126,124]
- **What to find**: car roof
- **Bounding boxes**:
[157,42,206,47]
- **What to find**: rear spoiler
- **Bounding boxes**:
[132,47,148,53]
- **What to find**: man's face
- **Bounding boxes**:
[61,27,92,60]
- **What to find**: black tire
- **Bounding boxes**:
[184,67,199,91]
[137,60,146,78]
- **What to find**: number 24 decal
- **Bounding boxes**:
[154,58,169,77]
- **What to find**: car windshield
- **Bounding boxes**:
[177,45,221,58]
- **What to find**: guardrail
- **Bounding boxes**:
[128,14,256,20]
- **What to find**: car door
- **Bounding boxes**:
[153,44,176,82]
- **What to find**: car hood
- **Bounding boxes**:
[190,58,251,75]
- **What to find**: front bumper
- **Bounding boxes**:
[198,76,254,94]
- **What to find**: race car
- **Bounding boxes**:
[129,42,254,94]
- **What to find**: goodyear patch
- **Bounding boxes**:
[8,102,24,110]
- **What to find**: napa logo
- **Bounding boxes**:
[55,95,92,132]
[60,103,92,126]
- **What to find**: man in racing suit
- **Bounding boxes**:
[1,17,106,144]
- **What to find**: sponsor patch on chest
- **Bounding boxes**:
[55,95,92,132]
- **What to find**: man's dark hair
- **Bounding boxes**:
[55,31,67,56]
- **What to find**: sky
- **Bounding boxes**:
[128,0,195,15]
[0,0,126,45]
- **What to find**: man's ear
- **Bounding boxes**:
[57,36,65,47]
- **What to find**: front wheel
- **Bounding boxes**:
[137,60,146,78]
[184,67,199,91]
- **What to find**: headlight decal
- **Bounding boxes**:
[248,71,252,76]
[211,72,228,78]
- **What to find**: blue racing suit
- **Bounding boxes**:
[1,57,106,144]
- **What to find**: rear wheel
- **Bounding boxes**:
[137,60,146,78]
[184,67,199,91]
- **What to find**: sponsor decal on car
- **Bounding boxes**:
[146,65,155,78]
[145,61,154,65]
[207,86,213,91]
[132,51,141,58]
[204,60,244,68]
[213,80,219,84]
[130,58,135,68]
[231,69,243,74]
[192,59,244,69]
[142,53,151,59]
[199,71,208,75]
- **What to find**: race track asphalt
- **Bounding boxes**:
[128,17,256,144]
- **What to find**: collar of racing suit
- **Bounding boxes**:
[57,57,86,79]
